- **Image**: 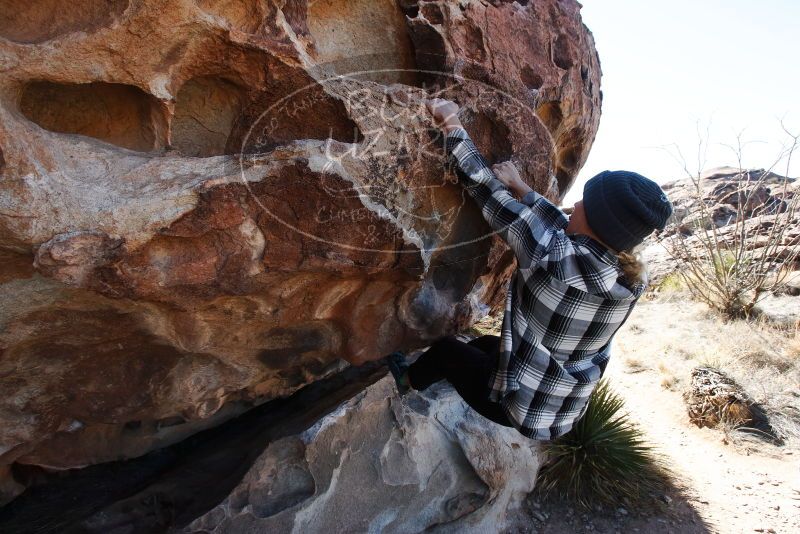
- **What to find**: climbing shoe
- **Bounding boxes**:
[386,350,411,395]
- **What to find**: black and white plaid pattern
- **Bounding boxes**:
[445,127,646,440]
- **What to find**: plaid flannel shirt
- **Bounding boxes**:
[445,127,646,440]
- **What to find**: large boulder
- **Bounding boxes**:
[183,378,542,534]
[0,0,600,500]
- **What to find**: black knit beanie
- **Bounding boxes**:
[582,170,673,252]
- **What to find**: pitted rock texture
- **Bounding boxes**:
[182,378,542,534]
[0,0,600,501]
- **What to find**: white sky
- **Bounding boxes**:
[563,0,799,205]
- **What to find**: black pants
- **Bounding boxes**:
[407,334,514,427]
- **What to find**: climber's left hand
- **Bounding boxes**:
[425,98,462,132]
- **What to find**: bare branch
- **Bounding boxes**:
[658,120,799,318]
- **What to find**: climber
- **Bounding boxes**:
[386,97,673,441]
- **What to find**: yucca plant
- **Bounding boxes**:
[536,380,668,509]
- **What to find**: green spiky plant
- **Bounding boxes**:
[536,380,669,509]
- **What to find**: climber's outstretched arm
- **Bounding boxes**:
[424,97,567,268]
[443,126,568,269]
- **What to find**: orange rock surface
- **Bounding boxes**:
[0,0,601,501]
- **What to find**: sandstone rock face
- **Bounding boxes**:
[0,0,600,500]
[183,378,542,534]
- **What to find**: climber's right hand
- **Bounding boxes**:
[491,161,533,199]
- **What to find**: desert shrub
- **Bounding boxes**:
[659,126,800,319]
[536,380,667,509]
[665,201,797,318]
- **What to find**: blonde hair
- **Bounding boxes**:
[616,248,647,287]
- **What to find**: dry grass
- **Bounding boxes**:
[615,297,800,448]
[786,329,800,360]
[623,356,648,373]
[657,362,679,390]
[660,375,679,391]
[656,272,687,294]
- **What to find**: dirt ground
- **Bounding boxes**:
[494,297,800,534]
